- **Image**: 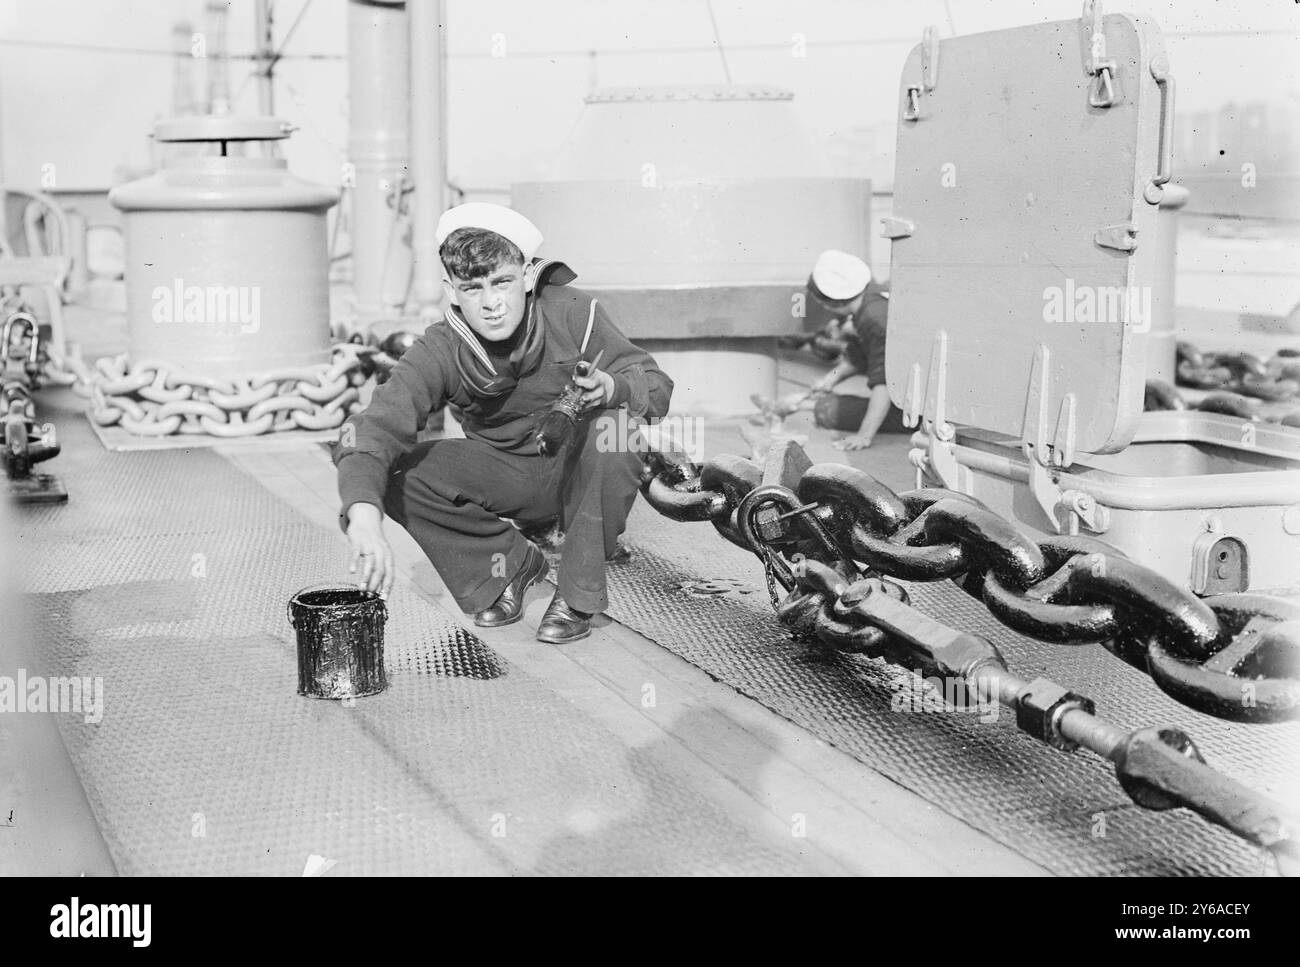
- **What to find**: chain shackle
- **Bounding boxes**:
[735,485,804,592]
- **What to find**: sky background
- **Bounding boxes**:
[0,0,1296,192]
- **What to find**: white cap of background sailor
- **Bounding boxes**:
[809,249,872,304]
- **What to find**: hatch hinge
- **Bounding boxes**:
[1021,345,1093,533]
[904,329,973,494]
[901,329,952,435]
[1022,345,1077,469]
[1094,222,1138,252]
[1059,487,1111,534]
[1081,0,1120,108]
[902,24,941,121]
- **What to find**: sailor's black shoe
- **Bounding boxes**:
[473,544,547,628]
[536,591,592,644]
[605,541,632,565]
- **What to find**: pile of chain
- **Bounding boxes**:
[1145,342,1300,425]
[639,440,1300,869]
[42,343,370,438]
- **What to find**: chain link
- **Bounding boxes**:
[44,343,367,438]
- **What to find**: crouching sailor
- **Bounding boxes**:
[802,249,908,450]
[334,203,674,643]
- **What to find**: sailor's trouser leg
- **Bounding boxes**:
[554,412,645,614]
[813,393,910,434]
[382,439,562,614]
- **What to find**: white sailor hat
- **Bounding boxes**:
[810,249,871,302]
[435,202,544,261]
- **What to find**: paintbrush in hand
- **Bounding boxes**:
[535,350,604,456]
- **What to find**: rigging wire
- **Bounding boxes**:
[704,0,733,85]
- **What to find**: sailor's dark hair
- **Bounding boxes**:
[440,227,525,281]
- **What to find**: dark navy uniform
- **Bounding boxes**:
[335,264,673,615]
[814,279,908,434]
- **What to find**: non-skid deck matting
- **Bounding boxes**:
[17,399,1299,875]
[15,412,828,875]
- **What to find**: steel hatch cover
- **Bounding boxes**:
[885,12,1171,455]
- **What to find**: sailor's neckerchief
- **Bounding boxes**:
[442,258,579,398]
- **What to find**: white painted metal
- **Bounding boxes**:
[110,116,338,379]
[923,417,1300,593]
[893,9,1300,593]
[888,13,1168,455]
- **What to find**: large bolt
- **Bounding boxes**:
[1016,677,1096,751]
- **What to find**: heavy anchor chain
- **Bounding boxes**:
[1146,342,1300,426]
[42,342,369,438]
[640,440,1300,871]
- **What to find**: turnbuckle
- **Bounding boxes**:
[832,570,1008,693]
[790,560,1300,867]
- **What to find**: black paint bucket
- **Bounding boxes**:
[288,585,388,699]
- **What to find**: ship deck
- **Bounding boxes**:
[2,280,1295,877]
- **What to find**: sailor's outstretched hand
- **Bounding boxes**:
[345,503,395,599]
[832,434,874,451]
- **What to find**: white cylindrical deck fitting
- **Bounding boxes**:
[110,116,338,379]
